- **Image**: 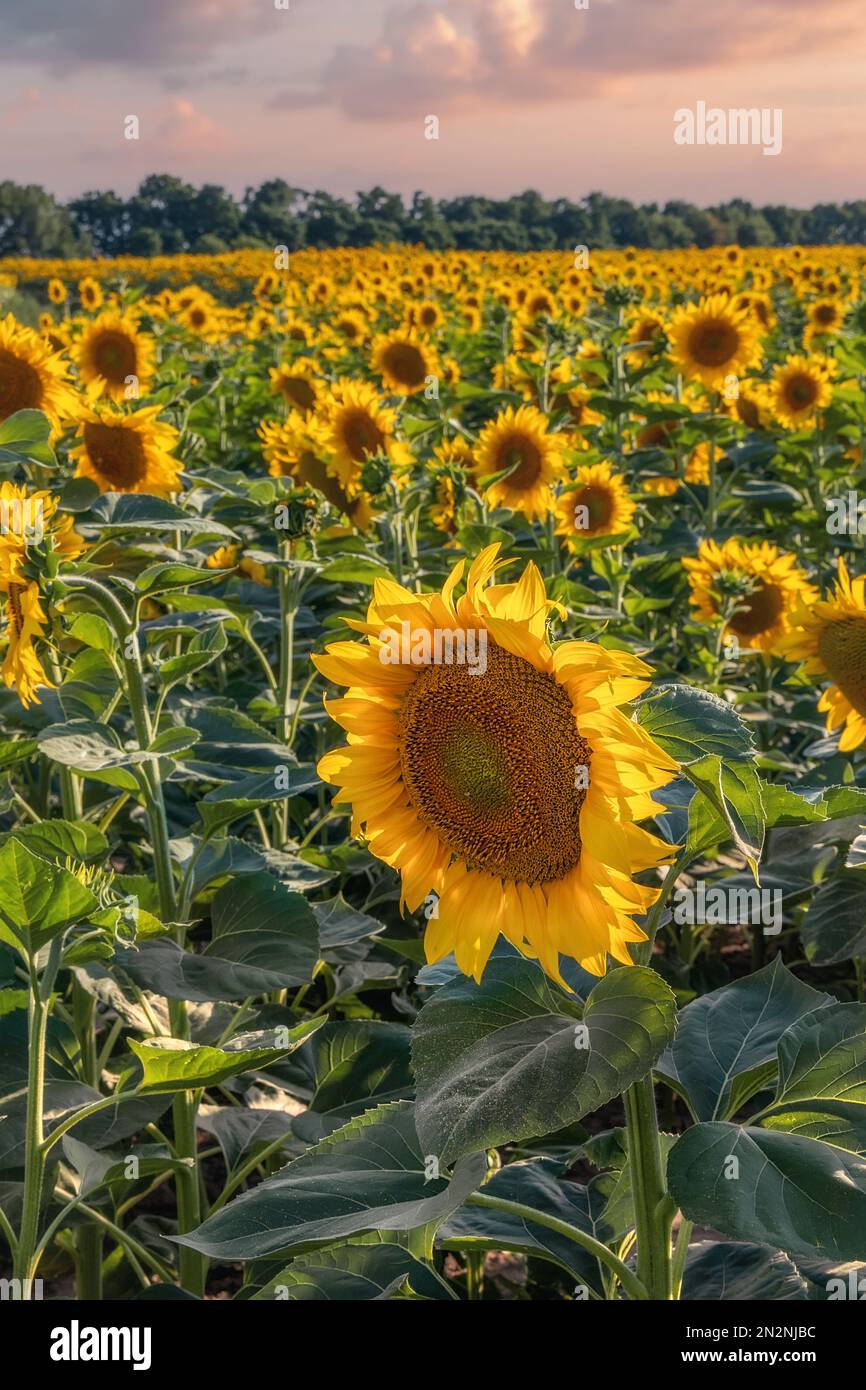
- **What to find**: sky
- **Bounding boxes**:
[0,0,864,206]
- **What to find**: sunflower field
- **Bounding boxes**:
[1,242,866,1309]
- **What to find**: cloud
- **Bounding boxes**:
[270,0,865,119]
[0,0,282,71]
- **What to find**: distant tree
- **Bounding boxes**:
[0,182,85,256]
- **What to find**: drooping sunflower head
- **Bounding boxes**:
[75,312,155,402]
[770,354,834,429]
[71,404,183,496]
[475,404,565,521]
[0,314,78,434]
[554,460,635,547]
[372,330,439,396]
[668,294,761,389]
[315,545,678,984]
[683,538,817,653]
[778,557,866,751]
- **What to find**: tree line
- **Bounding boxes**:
[3,176,866,257]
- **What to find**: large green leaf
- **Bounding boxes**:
[0,839,98,953]
[128,1023,323,1094]
[115,872,320,1000]
[656,958,833,1122]
[636,684,755,764]
[175,1101,487,1261]
[290,1020,413,1142]
[412,959,676,1165]
[801,873,866,966]
[668,1123,866,1263]
[758,1003,866,1154]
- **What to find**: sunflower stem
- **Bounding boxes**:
[623,1073,674,1299]
[466,1192,649,1300]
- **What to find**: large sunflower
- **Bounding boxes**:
[71,404,182,496]
[554,460,635,546]
[315,545,678,984]
[372,330,439,396]
[475,405,565,521]
[0,314,78,433]
[668,294,761,390]
[770,354,834,430]
[779,558,866,751]
[268,358,321,415]
[76,312,155,402]
[683,538,817,653]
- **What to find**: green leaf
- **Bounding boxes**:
[67,613,115,654]
[681,1241,808,1300]
[312,895,386,950]
[175,1101,487,1261]
[801,873,866,966]
[83,493,236,538]
[668,1123,866,1264]
[129,1023,323,1094]
[656,958,833,1122]
[439,1156,610,1293]
[291,1020,413,1142]
[684,754,765,871]
[758,1003,866,1154]
[318,557,392,585]
[37,720,145,773]
[412,959,677,1166]
[251,1237,453,1301]
[0,840,98,953]
[636,684,755,764]
[0,409,55,466]
[136,562,217,596]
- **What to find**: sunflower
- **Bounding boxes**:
[554,461,635,546]
[372,330,439,396]
[475,405,565,521]
[770,354,834,429]
[683,538,817,653]
[71,404,183,496]
[319,380,411,484]
[76,312,155,402]
[668,294,761,389]
[0,482,85,708]
[0,314,78,434]
[549,366,603,430]
[47,278,67,306]
[78,277,104,312]
[409,299,445,334]
[268,358,321,415]
[314,544,678,983]
[805,297,845,342]
[779,558,866,751]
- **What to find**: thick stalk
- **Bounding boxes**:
[623,1074,673,1300]
[275,538,298,846]
[13,948,57,1293]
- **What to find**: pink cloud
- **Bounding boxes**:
[272,0,866,119]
